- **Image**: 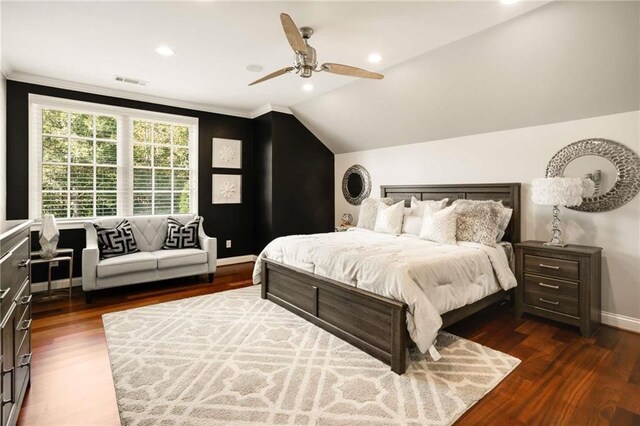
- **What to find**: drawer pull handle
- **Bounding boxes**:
[0,288,9,300]
[18,259,30,269]
[19,294,33,305]
[17,319,32,332]
[539,297,560,306]
[539,283,560,290]
[539,263,560,270]
[18,353,32,368]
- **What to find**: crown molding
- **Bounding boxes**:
[6,72,253,118]
[250,103,293,119]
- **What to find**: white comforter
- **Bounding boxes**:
[252,228,517,355]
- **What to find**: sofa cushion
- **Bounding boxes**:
[152,249,208,269]
[97,252,158,278]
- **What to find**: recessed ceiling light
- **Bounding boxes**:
[501,0,518,4]
[246,64,264,73]
[368,53,382,63]
[155,46,174,56]
[302,83,314,92]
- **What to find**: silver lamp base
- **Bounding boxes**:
[544,205,568,247]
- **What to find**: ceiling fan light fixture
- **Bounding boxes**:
[246,64,264,73]
[302,83,314,92]
[155,45,174,57]
[368,53,382,63]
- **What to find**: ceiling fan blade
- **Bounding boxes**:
[280,13,307,55]
[321,63,384,80]
[248,67,295,86]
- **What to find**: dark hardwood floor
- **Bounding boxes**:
[18,262,640,425]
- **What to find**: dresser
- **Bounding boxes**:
[514,241,602,337]
[0,221,33,426]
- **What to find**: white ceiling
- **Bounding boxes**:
[2,1,545,115]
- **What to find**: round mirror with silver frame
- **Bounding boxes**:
[546,138,640,212]
[342,164,372,205]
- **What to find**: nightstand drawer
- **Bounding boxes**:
[524,255,579,280]
[524,291,579,317]
[524,273,578,299]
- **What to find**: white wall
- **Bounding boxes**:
[335,111,640,326]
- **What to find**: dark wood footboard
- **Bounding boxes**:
[261,259,408,374]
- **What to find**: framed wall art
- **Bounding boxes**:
[212,138,242,169]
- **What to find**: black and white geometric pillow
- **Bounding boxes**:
[94,219,140,259]
[162,217,200,249]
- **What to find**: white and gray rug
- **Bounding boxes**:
[103,285,520,426]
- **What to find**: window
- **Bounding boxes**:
[30,96,198,220]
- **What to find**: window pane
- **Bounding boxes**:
[70,139,94,164]
[154,192,171,214]
[133,169,152,191]
[172,147,189,168]
[42,164,68,190]
[96,193,117,216]
[173,170,189,191]
[174,126,189,146]
[133,120,152,143]
[154,146,171,167]
[154,123,171,145]
[96,141,117,165]
[96,116,117,140]
[43,137,68,163]
[133,144,151,166]
[70,166,94,190]
[133,192,152,215]
[96,167,117,190]
[42,110,68,136]
[70,192,94,217]
[173,191,190,213]
[70,113,93,138]
[42,192,68,217]
[154,169,171,190]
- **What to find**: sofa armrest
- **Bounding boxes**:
[82,222,99,290]
[198,217,217,273]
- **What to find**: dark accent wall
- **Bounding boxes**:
[6,80,255,277]
[253,112,334,253]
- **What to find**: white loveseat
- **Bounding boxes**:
[82,214,216,303]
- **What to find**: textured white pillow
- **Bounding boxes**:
[411,196,449,217]
[496,207,513,242]
[374,201,405,235]
[419,205,457,245]
[402,215,423,235]
[357,198,393,230]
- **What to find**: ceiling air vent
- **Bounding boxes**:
[114,76,148,86]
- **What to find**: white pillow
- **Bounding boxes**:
[357,197,393,230]
[402,215,423,235]
[410,196,449,217]
[419,205,457,245]
[496,207,513,242]
[374,201,405,235]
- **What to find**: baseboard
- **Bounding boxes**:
[31,277,82,293]
[601,311,640,334]
[217,255,257,266]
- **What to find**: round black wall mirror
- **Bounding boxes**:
[342,164,371,205]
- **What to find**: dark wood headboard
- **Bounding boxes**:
[380,183,521,243]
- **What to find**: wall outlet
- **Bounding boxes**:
[226,240,232,249]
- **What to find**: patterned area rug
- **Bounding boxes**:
[103,286,520,426]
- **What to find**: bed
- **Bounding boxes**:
[254,183,521,374]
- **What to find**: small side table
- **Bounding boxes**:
[31,248,74,300]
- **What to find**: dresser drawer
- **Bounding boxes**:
[524,255,579,281]
[524,273,578,299]
[0,237,30,316]
[524,290,579,317]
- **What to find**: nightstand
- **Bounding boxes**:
[514,241,602,337]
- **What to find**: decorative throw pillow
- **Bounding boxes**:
[162,217,201,249]
[419,205,457,245]
[357,197,393,230]
[374,201,405,235]
[410,196,449,217]
[452,200,504,247]
[94,219,140,259]
[402,215,422,235]
[496,207,513,242]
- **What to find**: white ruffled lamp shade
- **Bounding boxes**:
[531,177,593,247]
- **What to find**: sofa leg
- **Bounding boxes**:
[208,273,215,283]
[85,291,94,304]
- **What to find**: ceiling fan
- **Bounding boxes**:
[248,13,384,86]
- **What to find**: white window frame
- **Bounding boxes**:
[29,94,199,224]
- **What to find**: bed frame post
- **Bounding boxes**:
[391,304,408,374]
